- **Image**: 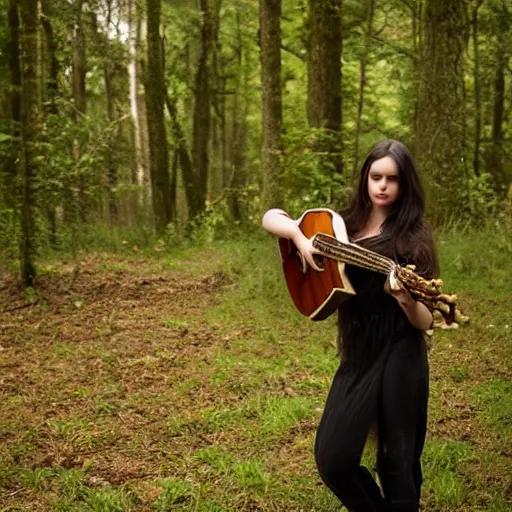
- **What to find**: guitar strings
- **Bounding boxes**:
[313,235,395,274]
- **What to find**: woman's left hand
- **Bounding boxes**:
[387,286,433,330]
[388,286,414,309]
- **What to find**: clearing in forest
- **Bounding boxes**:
[0,238,511,511]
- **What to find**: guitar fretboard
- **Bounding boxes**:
[312,233,397,275]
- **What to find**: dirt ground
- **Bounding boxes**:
[0,254,510,511]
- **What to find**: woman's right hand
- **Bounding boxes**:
[293,234,325,273]
[261,209,324,272]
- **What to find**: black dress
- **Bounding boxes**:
[314,236,430,512]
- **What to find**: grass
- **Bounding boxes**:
[0,222,511,511]
[471,378,512,444]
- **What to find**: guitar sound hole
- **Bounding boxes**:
[313,255,325,270]
[295,253,325,272]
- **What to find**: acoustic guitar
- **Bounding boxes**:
[278,208,356,321]
[278,208,466,328]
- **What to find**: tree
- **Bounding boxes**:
[128,0,150,219]
[41,1,60,245]
[260,0,283,210]
[229,6,249,220]
[101,0,120,225]
[19,0,42,286]
[416,0,469,223]
[70,0,87,223]
[191,0,222,217]
[2,0,21,210]
[145,0,173,233]
[485,0,510,193]
[471,0,484,178]
[165,91,192,221]
[307,0,343,192]
[353,0,375,177]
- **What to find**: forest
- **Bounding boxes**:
[0,0,511,511]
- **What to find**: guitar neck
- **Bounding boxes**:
[312,233,396,275]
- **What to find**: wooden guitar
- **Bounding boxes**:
[278,208,466,328]
[278,208,356,321]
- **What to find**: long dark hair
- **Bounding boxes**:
[342,139,439,277]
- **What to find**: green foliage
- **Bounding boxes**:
[259,396,314,435]
[152,478,195,510]
[422,440,475,507]
[83,486,134,512]
[20,285,37,302]
[0,0,12,107]
[449,364,470,383]
[464,172,499,222]
[281,127,351,214]
[46,417,91,440]
[0,0,510,284]
[233,460,269,490]
[36,222,156,259]
[54,468,86,502]
[471,378,512,442]
[18,466,56,492]
[38,104,121,211]
[164,195,262,249]
[194,447,235,473]
[437,218,512,300]
[0,205,19,261]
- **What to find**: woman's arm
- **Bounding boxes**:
[261,209,323,272]
[261,209,303,240]
[389,288,433,331]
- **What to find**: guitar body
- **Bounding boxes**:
[278,208,356,321]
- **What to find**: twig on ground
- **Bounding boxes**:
[2,301,38,313]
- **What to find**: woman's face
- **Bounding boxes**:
[367,156,400,210]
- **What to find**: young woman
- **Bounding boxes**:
[262,139,439,512]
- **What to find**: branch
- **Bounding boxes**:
[373,9,390,37]
[370,34,417,61]
[209,165,238,206]
[2,301,38,313]
[281,44,305,62]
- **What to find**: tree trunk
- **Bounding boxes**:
[128,0,147,217]
[416,0,469,224]
[145,0,173,233]
[411,0,422,146]
[220,77,228,195]
[19,0,42,287]
[2,0,21,210]
[170,149,178,221]
[41,3,58,115]
[230,8,247,220]
[8,0,21,125]
[307,0,343,189]
[487,0,509,193]
[353,0,375,177]
[104,62,118,225]
[66,0,87,231]
[40,4,59,246]
[209,43,223,203]
[137,16,151,216]
[191,0,222,218]
[165,91,195,215]
[259,0,283,210]
[71,1,86,116]
[103,0,118,225]
[472,1,483,177]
